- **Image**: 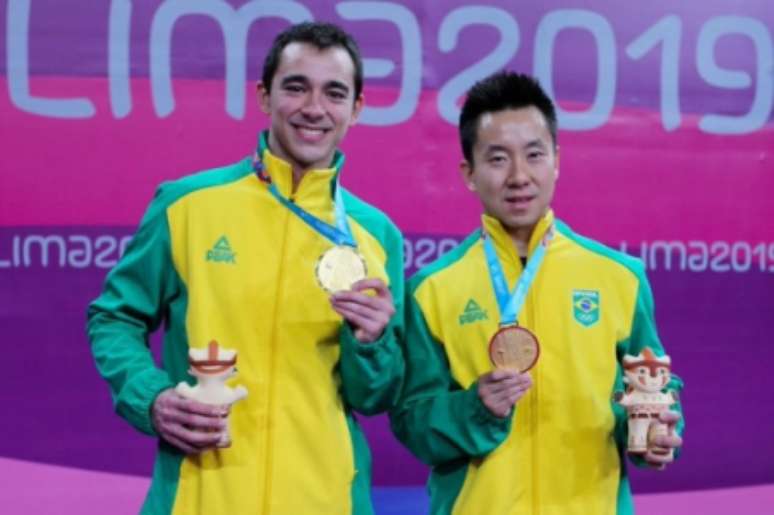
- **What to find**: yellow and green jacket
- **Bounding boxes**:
[390,211,684,515]
[87,137,405,515]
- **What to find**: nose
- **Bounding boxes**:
[301,90,325,119]
[507,156,530,186]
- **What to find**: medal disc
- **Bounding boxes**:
[315,245,367,294]
[488,325,540,372]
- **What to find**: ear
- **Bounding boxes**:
[257,81,271,115]
[349,93,365,126]
[554,145,560,180]
[459,159,476,192]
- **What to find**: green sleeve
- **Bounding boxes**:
[86,187,180,436]
[617,264,685,465]
[389,285,511,467]
[339,222,405,415]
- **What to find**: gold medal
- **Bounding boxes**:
[315,245,367,294]
[488,325,540,372]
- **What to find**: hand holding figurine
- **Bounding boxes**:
[616,347,682,468]
[643,410,683,469]
[171,340,248,450]
[152,388,228,454]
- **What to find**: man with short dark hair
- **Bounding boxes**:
[88,22,404,514]
[390,71,684,515]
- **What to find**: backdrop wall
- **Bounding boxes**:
[1,0,772,494]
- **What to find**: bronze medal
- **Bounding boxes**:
[488,325,540,372]
[315,245,367,294]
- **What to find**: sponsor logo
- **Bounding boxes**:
[459,299,487,325]
[206,236,236,264]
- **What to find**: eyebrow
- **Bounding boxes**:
[280,74,309,87]
[280,75,350,94]
[483,144,510,155]
[525,139,548,150]
[325,80,350,93]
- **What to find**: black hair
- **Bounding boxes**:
[261,22,363,100]
[459,71,558,163]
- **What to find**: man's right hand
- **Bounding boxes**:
[151,388,228,454]
[478,369,533,418]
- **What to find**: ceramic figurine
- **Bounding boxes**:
[176,340,248,447]
[617,347,677,458]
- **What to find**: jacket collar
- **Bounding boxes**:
[257,131,344,204]
[481,209,555,265]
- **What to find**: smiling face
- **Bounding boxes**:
[259,42,363,174]
[625,365,671,393]
[461,106,559,248]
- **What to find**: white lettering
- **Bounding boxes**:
[402,238,413,270]
[534,9,616,130]
[94,236,119,268]
[437,6,519,125]
[67,235,93,268]
[109,0,133,118]
[6,0,96,118]
[697,16,773,134]
[686,241,709,272]
[150,0,312,119]
[620,240,774,274]
[626,16,682,131]
[709,242,731,272]
[4,4,772,134]
[648,241,687,271]
[23,235,66,267]
[337,2,421,125]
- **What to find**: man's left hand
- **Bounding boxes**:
[330,278,394,343]
[644,410,683,470]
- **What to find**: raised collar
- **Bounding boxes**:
[257,131,344,202]
[481,209,555,265]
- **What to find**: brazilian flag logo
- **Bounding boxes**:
[573,290,599,327]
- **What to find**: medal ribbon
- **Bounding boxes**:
[483,225,554,326]
[252,139,356,247]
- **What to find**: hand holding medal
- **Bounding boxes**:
[478,368,533,418]
[319,247,394,343]
[330,278,395,342]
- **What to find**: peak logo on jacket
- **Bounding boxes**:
[459,299,488,325]
[206,236,236,264]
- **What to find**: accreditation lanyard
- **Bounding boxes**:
[252,151,356,247]
[483,226,554,325]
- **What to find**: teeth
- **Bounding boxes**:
[296,126,327,140]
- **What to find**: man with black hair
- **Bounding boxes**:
[390,71,684,514]
[88,22,404,514]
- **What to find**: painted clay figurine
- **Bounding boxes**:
[176,340,248,447]
[617,347,677,458]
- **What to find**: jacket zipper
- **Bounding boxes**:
[261,189,293,515]
[529,244,544,515]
